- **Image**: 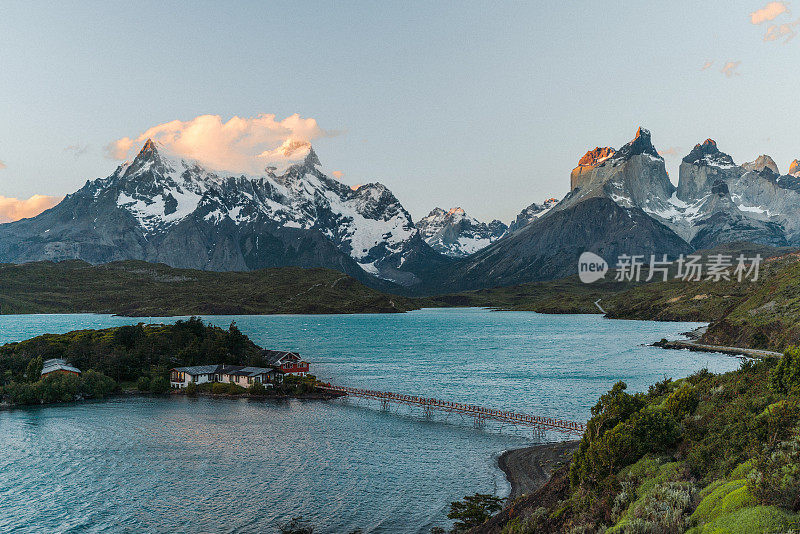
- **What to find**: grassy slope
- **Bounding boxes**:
[0,260,419,316]
[477,360,800,534]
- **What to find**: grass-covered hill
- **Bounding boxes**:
[0,317,269,405]
[0,260,418,316]
[475,355,800,533]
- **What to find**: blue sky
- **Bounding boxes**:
[1,0,799,223]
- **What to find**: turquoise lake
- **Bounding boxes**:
[0,309,741,533]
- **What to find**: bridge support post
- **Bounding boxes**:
[473,413,486,428]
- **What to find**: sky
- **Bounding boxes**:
[1,0,799,224]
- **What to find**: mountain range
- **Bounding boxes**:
[1,130,799,294]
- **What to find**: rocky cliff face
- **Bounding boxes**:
[508,198,558,233]
[788,160,800,178]
[0,139,449,288]
[416,207,508,257]
[742,155,780,174]
[560,128,676,220]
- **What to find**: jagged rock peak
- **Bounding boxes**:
[742,155,780,175]
[577,147,616,168]
[682,138,735,167]
[612,126,661,160]
[789,159,800,178]
[417,206,508,257]
[508,198,558,232]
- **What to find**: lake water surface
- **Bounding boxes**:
[0,309,740,533]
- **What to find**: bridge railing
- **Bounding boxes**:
[318,384,586,435]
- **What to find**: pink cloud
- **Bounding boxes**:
[721,61,742,77]
[764,17,800,42]
[332,170,344,179]
[0,195,63,223]
[750,1,790,24]
[701,60,714,71]
[106,113,336,174]
[0,160,6,170]
[658,147,681,158]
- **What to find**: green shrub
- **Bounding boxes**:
[185,382,198,396]
[211,382,245,395]
[248,382,267,396]
[149,376,170,394]
[79,369,116,398]
[1,381,40,405]
[24,356,43,382]
[570,384,678,491]
[749,428,800,511]
[136,376,151,391]
[771,346,800,395]
[38,372,81,403]
[665,384,700,418]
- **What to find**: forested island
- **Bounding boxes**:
[0,318,322,407]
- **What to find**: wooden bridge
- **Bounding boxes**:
[317,384,586,436]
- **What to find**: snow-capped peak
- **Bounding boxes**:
[417,206,507,257]
[682,138,736,168]
[102,139,423,283]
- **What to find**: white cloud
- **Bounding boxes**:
[106,113,337,174]
[0,195,63,223]
[764,17,800,42]
[721,61,742,77]
[750,1,790,24]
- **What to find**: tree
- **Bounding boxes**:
[136,376,151,392]
[447,493,503,532]
[185,382,198,396]
[150,376,170,394]
[25,356,43,382]
[79,370,116,398]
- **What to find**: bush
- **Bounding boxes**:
[665,384,700,418]
[38,372,82,403]
[185,382,198,396]
[248,382,267,396]
[136,376,151,392]
[771,346,800,395]
[25,356,43,382]
[749,428,800,511]
[149,376,170,394]
[211,382,246,395]
[79,369,116,398]
[570,381,678,491]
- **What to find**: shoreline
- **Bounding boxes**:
[0,388,347,411]
[497,440,580,500]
